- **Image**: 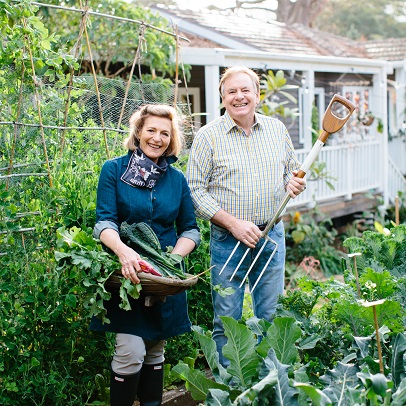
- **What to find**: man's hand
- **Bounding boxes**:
[211,209,261,248]
[286,170,307,199]
[229,219,262,248]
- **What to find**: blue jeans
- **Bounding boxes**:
[210,221,286,367]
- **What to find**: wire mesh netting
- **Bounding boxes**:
[0,67,192,257]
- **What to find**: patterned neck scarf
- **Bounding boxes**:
[120,148,168,189]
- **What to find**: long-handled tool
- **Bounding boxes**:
[219,94,356,293]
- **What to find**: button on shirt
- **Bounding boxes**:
[186,111,300,225]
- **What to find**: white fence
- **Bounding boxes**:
[388,156,406,203]
[287,141,384,209]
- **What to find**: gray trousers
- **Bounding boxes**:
[111,333,165,375]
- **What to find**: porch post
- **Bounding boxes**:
[204,65,221,123]
[372,66,389,206]
[301,69,315,151]
[395,65,406,174]
[395,66,406,131]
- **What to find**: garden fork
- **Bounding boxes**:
[219,94,356,293]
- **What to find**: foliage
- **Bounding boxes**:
[0,186,113,405]
[385,191,406,227]
[173,224,406,404]
[0,0,79,75]
[315,0,406,40]
[0,1,195,404]
[173,315,406,405]
[1,1,405,404]
[120,221,186,278]
[257,69,300,125]
[36,0,186,79]
[285,207,345,277]
[215,0,406,39]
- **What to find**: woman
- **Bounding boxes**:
[91,104,200,406]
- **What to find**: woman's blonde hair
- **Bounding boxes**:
[218,66,260,97]
[124,104,184,157]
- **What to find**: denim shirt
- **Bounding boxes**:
[94,151,200,250]
[90,151,200,340]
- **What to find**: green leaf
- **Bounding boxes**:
[391,333,406,388]
[267,350,299,405]
[234,362,278,405]
[65,293,77,308]
[192,325,231,385]
[221,316,261,387]
[172,362,228,401]
[125,279,142,300]
[206,389,233,406]
[119,280,132,311]
[319,361,360,402]
[357,371,392,397]
[258,317,301,364]
[294,383,333,406]
[298,334,321,350]
[392,378,406,406]
[30,357,40,367]
[292,230,306,244]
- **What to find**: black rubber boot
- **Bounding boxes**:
[137,363,164,406]
[110,369,140,406]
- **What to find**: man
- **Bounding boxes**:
[186,66,306,366]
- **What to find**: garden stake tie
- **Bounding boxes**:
[220,94,356,293]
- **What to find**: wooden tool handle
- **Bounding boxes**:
[319,94,356,143]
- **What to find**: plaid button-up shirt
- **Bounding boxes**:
[186,111,300,224]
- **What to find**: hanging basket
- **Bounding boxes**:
[106,270,198,296]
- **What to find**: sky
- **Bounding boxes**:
[173,0,237,10]
[172,0,278,12]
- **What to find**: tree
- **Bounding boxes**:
[210,0,406,38]
[36,0,182,78]
[315,0,406,40]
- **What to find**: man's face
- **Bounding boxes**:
[221,72,259,124]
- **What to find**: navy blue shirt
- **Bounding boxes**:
[90,151,200,340]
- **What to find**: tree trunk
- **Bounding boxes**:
[275,0,329,26]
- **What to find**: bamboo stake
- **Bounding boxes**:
[7,64,26,191]
[114,23,146,150]
[395,196,399,226]
[23,19,53,188]
[59,2,87,157]
[360,299,386,375]
[82,5,110,159]
[173,24,179,108]
[372,305,384,374]
[348,253,362,299]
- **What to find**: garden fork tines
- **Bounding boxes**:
[219,94,356,293]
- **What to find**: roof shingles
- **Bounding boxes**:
[157,7,406,61]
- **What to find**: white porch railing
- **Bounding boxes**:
[287,141,384,210]
[388,156,406,203]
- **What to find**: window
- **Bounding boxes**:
[177,87,202,130]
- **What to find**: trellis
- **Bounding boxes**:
[0,1,194,256]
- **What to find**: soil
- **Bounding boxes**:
[132,384,199,406]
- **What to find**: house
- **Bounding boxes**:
[154,6,406,219]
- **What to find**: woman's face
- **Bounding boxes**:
[138,115,172,163]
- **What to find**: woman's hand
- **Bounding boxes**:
[115,243,142,284]
[99,228,149,284]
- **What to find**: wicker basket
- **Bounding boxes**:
[106,270,198,296]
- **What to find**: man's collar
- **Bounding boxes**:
[223,111,261,133]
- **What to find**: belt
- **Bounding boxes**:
[257,217,282,231]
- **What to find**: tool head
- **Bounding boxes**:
[319,94,356,143]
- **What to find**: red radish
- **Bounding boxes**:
[138,259,162,276]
